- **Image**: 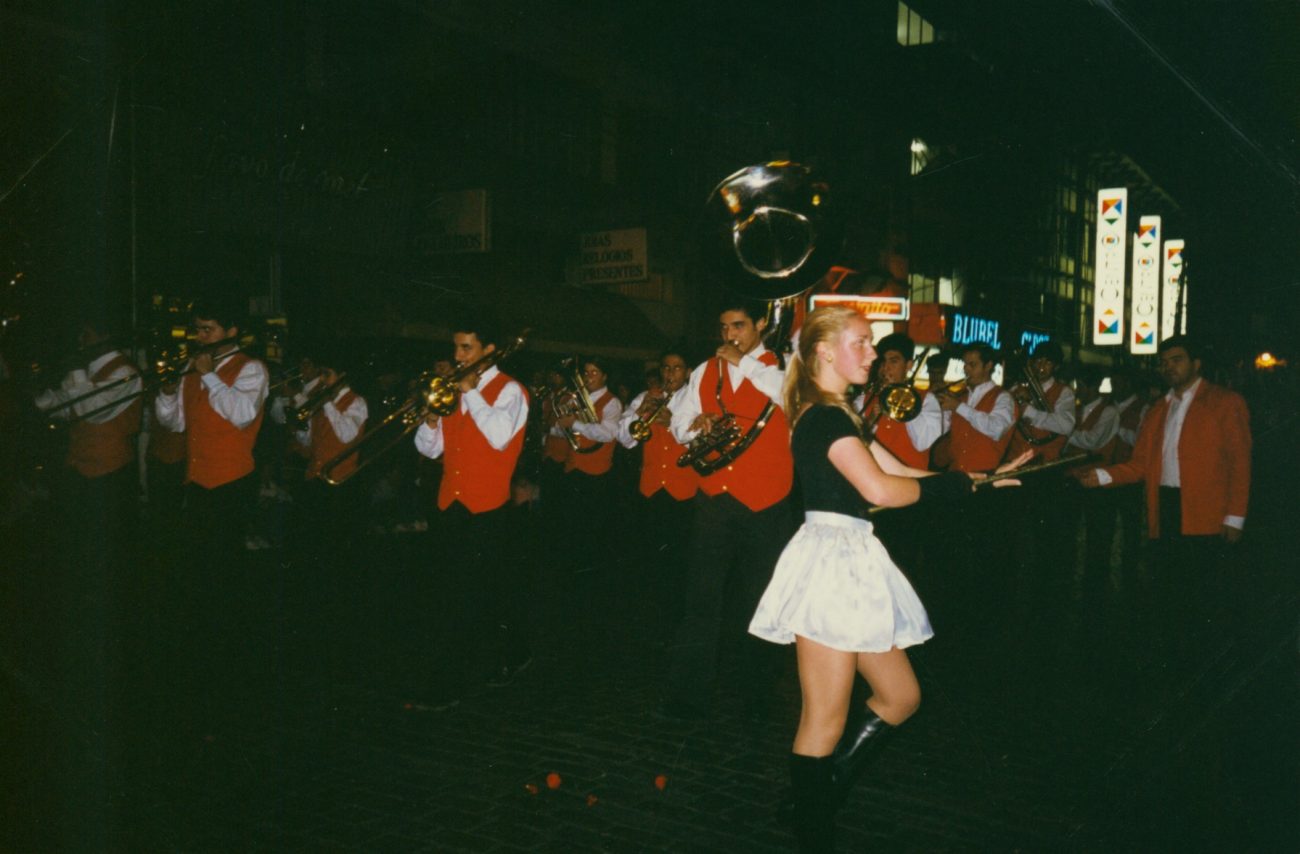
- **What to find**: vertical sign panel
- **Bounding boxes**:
[1093,188,1127,345]
[1161,239,1185,340]
[1129,215,1161,354]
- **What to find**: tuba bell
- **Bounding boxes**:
[546,358,600,451]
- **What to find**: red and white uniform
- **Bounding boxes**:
[670,344,792,511]
[1065,397,1120,465]
[414,365,529,514]
[942,380,1015,473]
[551,386,622,476]
[155,350,269,488]
[1006,377,1075,462]
[1112,394,1144,464]
[37,350,143,478]
[618,385,699,500]
[302,386,368,480]
[864,389,942,470]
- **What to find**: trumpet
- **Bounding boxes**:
[291,373,348,425]
[319,330,528,486]
[628,391,672,444]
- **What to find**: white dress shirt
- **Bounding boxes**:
[671,344,785,444]
[154,349,269,432]
[617,385,689,448]
[1065,398,1119,453]
[1113,394,1140,447]
[1021,377,1076,436]
[943,380,1014,442]
[414,365,529,460]
[299,387,368,446]
[547,386,623,444]
[36,350,142,424]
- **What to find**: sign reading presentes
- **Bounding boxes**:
[809,294,910,321]
[1093,188,1127,345]
[1129,215,1161,354]
[577,228,648,285]
[1161,239,1185,340]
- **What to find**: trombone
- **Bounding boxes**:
[290,373,348,425]
[319,330,529,486]
[863,347,931,432]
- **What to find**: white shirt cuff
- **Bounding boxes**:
[1223,515,1245,530]
[1094,468,1112,486]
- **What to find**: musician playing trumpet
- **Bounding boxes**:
[861,333,943,470]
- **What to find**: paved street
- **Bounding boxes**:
[3,432,1297,852]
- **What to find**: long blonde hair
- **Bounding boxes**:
[782,305,866,432]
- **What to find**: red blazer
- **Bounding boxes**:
[1100,380,1251,538]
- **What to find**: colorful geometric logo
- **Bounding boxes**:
[1167,247,1182,263]
[1102,234,1120,246]
[1102,197,1124,224]
[1138,224,1157,246]
[1138,256,1153,267]
[1098,309,1120,336]
[1134,325,1154,345]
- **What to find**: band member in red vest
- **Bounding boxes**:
[414,318,530,703]
[1078,336,1251,613]
[936,343,1015,471]
[663,300,795,720]
[155,298,268,559]
[36,318,144,542]
[551,356,624,565]
[1064,367,1121,607]
[1006,340,1076,463]
[617,347,699,620]
[861,333,943,584]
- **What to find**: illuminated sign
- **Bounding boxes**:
[1130,215,1161,354]
[1093,188,1127,345]
[1020,330,1052,352]
[1161,239,1185,340]
[809,294,910,321]
[949,311,1002,349]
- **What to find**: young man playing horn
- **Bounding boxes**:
[414,318,530,703]
[617,347,699,619]
[663,300,794,721]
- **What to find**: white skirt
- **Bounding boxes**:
[748,511,934,653]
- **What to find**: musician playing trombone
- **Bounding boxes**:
[413,317,531,701]
[154,297,269,557]
[1005,340,1076,463]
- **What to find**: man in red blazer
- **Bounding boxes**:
[1078,336,1251,591]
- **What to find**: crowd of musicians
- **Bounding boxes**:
[2,292,1255,851]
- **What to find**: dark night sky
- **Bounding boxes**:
[2,0,1297,357]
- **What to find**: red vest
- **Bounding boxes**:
[1114,397,1143,463]
[1006,380,1069,462]
[564,390,616,475]
[438,372,527,513]
[695,353,793,511]
[950,385,1013,472]
[868,390,930,470]
[305,390,364,480]
[182,352,265,488]
[542,394,570,464]
[67,353,142,478]
[639,405,699,500]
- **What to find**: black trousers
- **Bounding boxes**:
[664,492,793,711]
[1149,487,1234,635]
[637,489,695,624]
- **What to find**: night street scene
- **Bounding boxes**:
[2,1,1298,851]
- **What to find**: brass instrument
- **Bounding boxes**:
[677,344,778,475]
[628,391,672,444]
[291,374,349,425]
[1009,348,1057,447]
[267,367,305,394]
[863,348,931,432]
[319,330,529,486]
[548,358,600,451]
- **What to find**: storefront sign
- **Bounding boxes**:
[413,189,491,254]
[1130,215,1161,354]
[577,227,648,285]
[1161,239,1185,340]
[1093,188,1127,345]
[949,310,1002,350]
[809,294,910,321]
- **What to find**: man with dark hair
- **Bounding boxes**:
[617,346,698,619]
[414,319,531,700]
[1079,335,1251,617]
[1007,339,1076,462]
[664,299,793,719]
[864,333,942,470]
[936,343,1015,472]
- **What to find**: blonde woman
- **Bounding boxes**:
[749,306,1026,852]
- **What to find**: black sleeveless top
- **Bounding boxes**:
[791,404,873,517]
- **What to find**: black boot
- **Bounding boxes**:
[830,707,894,795]
[789,753,837,853]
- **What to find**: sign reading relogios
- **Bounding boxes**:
[577,227,648,285]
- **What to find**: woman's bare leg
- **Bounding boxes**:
[855,647,920,725]
[792,635,858,756]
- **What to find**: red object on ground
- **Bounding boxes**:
[586,794,599,807]
[546,772,562,789]
[654,774,668,790]
[524,783,539,795]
